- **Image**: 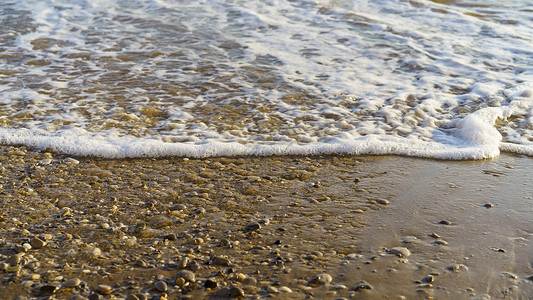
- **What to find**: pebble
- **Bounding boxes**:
[7,253,23,265]
[266,286,279,293]
[526,274,533,281]
[229,286,245,298]
[483,203,493,208]
[389,247,411,257]
[63,278,81,288]
[433,240,449,246]
[279,286,293,293]
[63,157,80,165]
[307,273,333,286]
[421,275,434,283]
[352,280,373,291]
[447,264,468,272]
[96,284,112,295]
[194,207,206,214]
[204,279,218,288]
[30,237,46,249]
[429,232,441,239]
[178,257,189,269]
[242,277,257,285]
[154,280,167,292]
[163,233,177,241]
[175,270,195,282]
[211,256,231,266]
[401,236,418,243]
[170,204,186,211]
[438,220,452,225]
[375,199,389,205]
[243,222,262,232]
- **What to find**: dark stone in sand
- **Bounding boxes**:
[229,286,245,298]
[163,233,178,241]
[39,284,59,296]
[243,222,261,231]
[438,220,452,225]
[204,278,218,288]
[307,273,332,286]
[88,294,103,300]
[484,203,493,208]
[154,280,167,292]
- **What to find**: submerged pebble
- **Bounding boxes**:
[389,247,411,258]
[307,274,333,286]
[352,280,373,291]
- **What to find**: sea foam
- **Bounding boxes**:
[0,0,532,159]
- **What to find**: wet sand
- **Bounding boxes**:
[0,146,532,299]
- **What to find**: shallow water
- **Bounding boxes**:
[1,0,532,158]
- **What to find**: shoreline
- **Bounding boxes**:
[0,146,532,299]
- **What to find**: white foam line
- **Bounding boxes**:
[0,127,501,160]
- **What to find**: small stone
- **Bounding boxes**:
[211,256,231,266]
[6,265,21,272]
[429,232,441,239]
[175,278,186,287]
[401,236,418,243]
[307,274,333,286]
[63,278,81,288]
[30,274,41,280]
[88,294,102,300]
[7,253,23,265]
[352,280,373,291]
[483,203,493,208]
[243,222,261,232]
[218,239,231,247]
[242,277,257,285]
[447,264,468,272]
[30,237,46,249]
[194,207,206,214]
[188,260,200,272]
[170,204,186,211]
[433,240,448,246]
[235,273,246,281]
[96,284,112,295]
[178,257,189,269]
[266,286,279,293]
[279,286,292,293]
[229,286,245,298]
[40,284,59,295]
[204,279,218,289]
[163,234,177,241]
[526,274,533,281]
[63,157,80,165]
[421,275,434,283]
[135,260,147,268]
[389,247,411,257]
[438,220,452,225]
[39,158,53,165]
[154,281,167,292]
[375,199,389,205]
[175,270,195,282]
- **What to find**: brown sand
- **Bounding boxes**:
[0,145,532,299]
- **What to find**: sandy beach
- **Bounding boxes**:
[1,145,532,299]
